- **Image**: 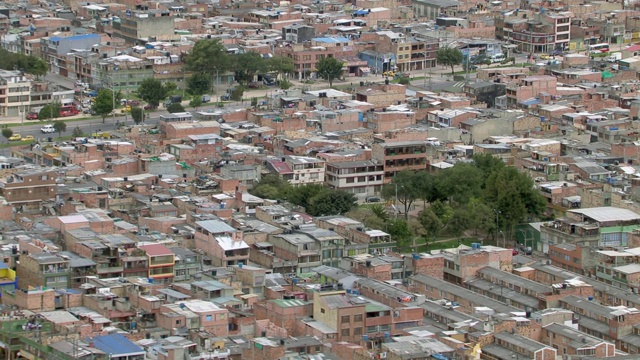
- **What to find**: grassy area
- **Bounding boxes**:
[398,238,480,253]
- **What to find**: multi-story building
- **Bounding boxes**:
[497,12,572,54]
[278,37,358,80]
[41,34,101,76]
[372,141,428,182]
[282,24,316,43]
[194,219,249,267]
[539,207,640,254]
[138,244,175,284]
[411,0,459,19]
[0,167,57,206]
[505,75,557,108]
[0,70,30,118]
[112,11,175,44]
[542,323,616,357]
[170,247,201,282]
[267,155,326,186]
[93,55,153,92]
[17,253,70,290]
[325,160,384,197]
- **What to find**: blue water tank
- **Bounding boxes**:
[363,335,369,341]
[293,278,299,284]
[384,332,390,338]
[148,278,154,283]
[238,262,243,268]
[179,303,186,309]
[471,243,480,249]
[130,321,137,330]
[588,296,594,301]
[540,116,546,122]
[220,202,225,209]
[413,254,420,260]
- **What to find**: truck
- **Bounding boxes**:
[608,52,622,62]
[201,95,211,103]
[165,95,182,106]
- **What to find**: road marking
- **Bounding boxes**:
[453,81,465,88]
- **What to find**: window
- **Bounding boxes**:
[176,319,182,325]
[341,328,350,337]
[206,315,212,321]
[321,308,325,314]
[341,315,350,324]
[354,327,363,335]
[354,314,363,322]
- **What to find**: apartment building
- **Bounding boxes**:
[194,219,249,267]
[41,34,100,77]
[594,249,640,291]
[112,11,175,44]
[170,247,201,282]
[278,37,358,80]
[139,244,175,284]
[496,12,571,54]
[0,167,57,207]
[17,253,70,290]
[542,323,616,357]
[505,75,557,108]
[539,207,640,253]
[93,55,153,92]
[0,70,30,118]
[267,155,326,186]
[372,141,428,182]
[316,216,395,254]
[325,160,384,197]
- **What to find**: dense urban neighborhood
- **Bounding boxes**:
[2,0,640,359]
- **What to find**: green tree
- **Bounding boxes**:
[430,200,453,224]
[418,208,442,244]
[473,153,505,183]
[250,174,290,200]
[369,204,389,223]
[266,55,294,78]
[233,52,267,85]
[436,163,483,205]
[308,190,357,216]
[484,167,546,239]
[186,73,211,96]
[72,126,83,138]
[185,39,231,84]
[91,89,115,123]
[1,128,12,142]
[447,208,469,240]
[130,107,144,125]
[288,184,326,210]
[230,86,245,102]
[382,170,420,220]
[0,49,47,77]
[53,120,66,137]
[436,47,464,74]
[398,77,410,85]
[38,102,61,121]
[137,78,173,107]
[166,103,185,113]
[189,96,202,110]
[315,57,344,87]
[387,219,413,249]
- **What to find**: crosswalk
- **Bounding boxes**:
[452,81,465,88]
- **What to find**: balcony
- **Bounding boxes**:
[97,265,124,274]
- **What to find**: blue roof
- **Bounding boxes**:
[90,334,144,356]
[353,10,368,15]
[312,37,350,43]
[49,34,100,43]
[519,98,542,106]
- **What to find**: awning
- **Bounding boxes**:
[360,67,371,72]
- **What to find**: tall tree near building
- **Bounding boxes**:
[266,56,294,78]
[315,57,344,87]
[1,128,12,143]
[381,170,421,220]
[185,39,231,81]
[436,47,464,74]
[186,73,211,96]
[91,89,116,123]
[233,52,268,85]
[38,102,61,121]
[137,78,172,107]
[53,120,66,138]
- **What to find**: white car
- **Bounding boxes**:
[41,125,55,133]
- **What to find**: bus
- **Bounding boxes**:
[59,105,79,117]
[588,43,610,53]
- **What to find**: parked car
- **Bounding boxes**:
[8,134,22,141]
[263,75,276,86]
[365,196,381,203]
[220,94,230,101]
[248,82,260,88]
[22,135,34,142]
[127,100,140,106]
[511,249,519,256]
[143,104,157,110]
[540,54,552,60]
[26,112,39,120]
[201,95,211,103]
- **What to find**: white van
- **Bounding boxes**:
[491,53,506,63]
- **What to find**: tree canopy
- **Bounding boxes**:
[233,52,267,85]
[315,57,344,87]
[250,175,356,216]
[53,121,66,137]
[137,78,173,107]
[38,103,61,121]
[185,39,231,79]
[91,89,116,123]
[436,48,464,74]
[0,49,47,77]
[186,73,212,96]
